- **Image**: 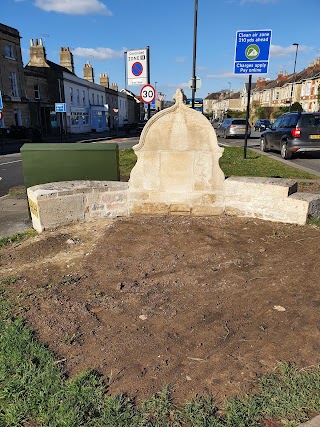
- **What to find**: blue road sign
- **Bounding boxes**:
[0,91,3,110]
[234,29,272,75]
[132,62,143,76]
[144,99,156,110]
[55,102,66,113]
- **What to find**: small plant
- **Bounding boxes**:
[307,217,320,226]
[0,229,37,248]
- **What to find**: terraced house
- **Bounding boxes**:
[205,58,320,119]
[0,23,30,129]
[0,22,140,136]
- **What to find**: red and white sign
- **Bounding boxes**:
[140,84,156,104]
[0,111,3,121]
[127,48,148,86]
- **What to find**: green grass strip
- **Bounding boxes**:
[119,147,319,180]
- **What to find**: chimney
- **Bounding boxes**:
[256,77,267,88]
[83,61,94,83]
[100,73,109,88]
[29,38,49,67]
[60,47,74,73]
[110,83,118,91]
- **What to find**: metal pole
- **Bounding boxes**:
[289,43,299,112]
[244,74,252,159]
[124,51,127,90]
[191,0,198,109]
[147,46,151,120]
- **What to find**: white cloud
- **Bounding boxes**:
[176,57,187,63]
[270,44,308,58]
[34,0,112,15]
[167,82,189,89]
[72,47,125,60]
[206,72,246,79]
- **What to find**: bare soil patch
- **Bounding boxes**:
[1,210,320,405]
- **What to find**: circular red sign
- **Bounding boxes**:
[0,111,3,121]
[140,84,156,104]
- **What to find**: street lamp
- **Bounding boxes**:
[289,43,299,111]
[191,0,198,109]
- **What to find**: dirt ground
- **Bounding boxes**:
[1,182,320,405]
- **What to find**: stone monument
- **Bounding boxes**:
[129,88,225,216]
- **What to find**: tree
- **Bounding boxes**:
[290,102,303,112]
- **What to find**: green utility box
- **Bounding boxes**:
[20,143,120,189]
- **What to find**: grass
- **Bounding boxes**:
[119,147,319,180]
[1,277,320,425]
[0,229,37,248]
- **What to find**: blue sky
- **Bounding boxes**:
[2,0,320,101]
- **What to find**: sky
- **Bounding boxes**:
[1,0,320,102]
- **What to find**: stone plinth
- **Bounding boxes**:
[27,181,129,233]
[128,89,225,216]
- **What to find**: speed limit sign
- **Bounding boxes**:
[140,84,156,104]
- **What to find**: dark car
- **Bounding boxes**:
[260,112,320,160]
[216,118,251,138]
[254,119,272,132]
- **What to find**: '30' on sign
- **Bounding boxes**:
[140,84,156,104]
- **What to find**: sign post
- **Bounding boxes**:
[55,103,67,142]
[234,29,272,158]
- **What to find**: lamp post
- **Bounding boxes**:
[191,0,198,109]
[289,43,299,112]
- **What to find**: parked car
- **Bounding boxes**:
[260,112,320,160]
[254,119,272,132]
[216,118,251,138]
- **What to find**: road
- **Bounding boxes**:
[1,133,320,198]
[219,130,320,176]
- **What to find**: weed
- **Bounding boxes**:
[59,274,82,286]
[0,229,37,248]
[0,276,22,286]
[307,217,320,226]
[8,185,27,196]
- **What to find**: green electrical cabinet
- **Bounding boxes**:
[20,143,120,189]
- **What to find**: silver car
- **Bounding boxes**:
[216,118,251,139]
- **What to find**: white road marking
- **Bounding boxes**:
[0,160,22,166]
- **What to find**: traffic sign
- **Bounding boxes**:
[127,48,148,86]
[188,77,202,90]
[132,62,143,76]
[234,29,272,75]
[55,102,66,113]
[0,111,3,121]
[140,84,156,104]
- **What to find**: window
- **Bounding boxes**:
[82,90,85,105]
[34,84,40,99]
[70,87,73,104]
[101,95,103,105]
[92,93,94,105]
[77,89,80,105]
[4,45,14,58]
[305,82,311,96]
[274,90,279,100]
[9,72,19,97]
